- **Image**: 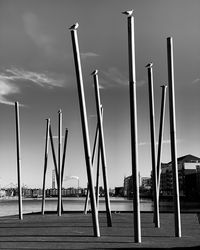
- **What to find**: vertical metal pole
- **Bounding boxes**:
[157,86,167,195]
[123,11,141,243]
[49,126,58,185]
[42,118,50,215]
[167,37,181,237]
[61,128,68,212]
[84,123,99,214]
[15,101,23,220]
[96,107,103,209]
[96,134,101,209]
[70,23,100,237]
[146,63,160,228]
[92,71,112,227]
[58,110,62,216]
[61,128,68,184]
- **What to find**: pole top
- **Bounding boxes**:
[69,23,79,30]
[160,85,168,88]
[58,109,62,114]
[46,118,50,121]
[145,62,153,68]
[91,70,98,76]
[122,10,134,16]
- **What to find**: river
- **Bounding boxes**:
[0,197,200,217]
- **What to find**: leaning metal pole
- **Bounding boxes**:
[58,110,62,216]
[92,70,112,227]
[42,118,50,215]
[146,63,160,228]
[84,123,99,214]
[15,101,23,220]
[157,85,167,195]
[70,23,100,237]
[167,37,181,237]
[122,10,141,243]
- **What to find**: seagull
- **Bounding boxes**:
[122,10,134,16]
[69,23,79,30]
[91,70,98,75]
[145,62,153,68]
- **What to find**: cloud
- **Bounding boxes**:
[81,52,99,59]
[0,78,19,106]
[101,67,145,88]
[192,78,200,84]
[102,67,128,87]
[5,68,65,88]
[22,12,56,56]
[0,67,66,105]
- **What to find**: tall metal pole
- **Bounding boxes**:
[58,110,62,216]
[92,70,112,227]
[84,123,99,214]
[42,118,50,215]
[70,23,100,237]
[49,126,58,185]
[61,128,68,184]
[60,128,68,212]
[15,101,23,220]
[167,37,181,237]
[146,63,160,228]
[95,134,101,209]
[122,10,141,243]
[157,85,167,195]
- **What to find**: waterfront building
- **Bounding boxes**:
[160,154,200,198]
[141,177,151,189]
[124,176,133,198]
[52,169,56,189]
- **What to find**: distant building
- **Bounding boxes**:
[141,177,151,190]
[115,186,124,197]
[124,176,133,198]
[160,154,200,198]
[52,170,56,189]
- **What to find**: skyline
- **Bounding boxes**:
[1,0,200,189]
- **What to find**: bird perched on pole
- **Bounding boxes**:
[69,23,79,30]
[122,10,134,16]
[91,70,98,76]
[145,62,153,68]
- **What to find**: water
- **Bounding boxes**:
[0,197,200,217]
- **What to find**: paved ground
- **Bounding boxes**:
[0,212,199,249]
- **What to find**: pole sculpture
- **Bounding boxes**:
[70,22,100,237]
[92,70,112,227]
[167,37,181,237]
[157,85,167,196]
[42,118,50,215]
[15,101,23,220]
[146,63,160,228]
[84,123,99,214]
[122,10,141,243]
[58,110,62,216]
[95,133,101,209]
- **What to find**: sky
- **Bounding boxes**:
[0,0,200,189]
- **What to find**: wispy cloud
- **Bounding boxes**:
[192,78,200,84]
[101,67,145,88]
[80,52,99,59]
[0,78,19,106]
[22,12,56,57]
[102,67,128,87]
[0,67,65,105]
[5,68,65,88]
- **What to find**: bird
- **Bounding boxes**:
[69,23,79,30]
[91,70,98,75]
[145,62,153,68]
[122,10,134,16]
